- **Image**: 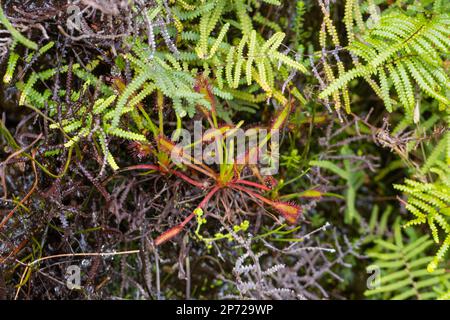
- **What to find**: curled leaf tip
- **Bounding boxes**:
[272,201,302,224]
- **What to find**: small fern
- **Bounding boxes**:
[320,10,450,118]
[202,30,307,103]
[394,161,450,272]
[365,220,450,299]
[111,40,211,126]
[175,0,307,106]
[21,60,148,170]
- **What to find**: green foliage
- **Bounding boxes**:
[9,0,309,173]
[3,41,18,84]
[365,205,393,241]
[292,0,307,49]
[0,6,37,50]
[2,0,450,300]
[175,0,307,105]
[365,221,450,299]
[113,41,212,123]
[220,30,307,94]
[393,162,450,272]
[320,7,450,118]
[421,113,450,172]
[19,59,147,170]
[310,146,365,224]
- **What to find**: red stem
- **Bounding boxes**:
[230,184,273,206]
[120,164,206,189]
[179,185,222,228]
[233,179,271,191]
[155,186,222,245]
[169,170,206,189]
[198,186,221,208]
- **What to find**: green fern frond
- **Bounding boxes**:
[421,130,450,174]
[0,6,38,50]
[394,165,450,272]
[3,44,19,84]
[107,127,147,142]
[365,222,450,299]
[111,70,149,129]
[234,0,253,35]
[320,11,450,117]
[208,23,230,58]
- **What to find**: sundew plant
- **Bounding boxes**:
[0,0,449,300]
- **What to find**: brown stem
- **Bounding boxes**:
[0,149,38,231]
